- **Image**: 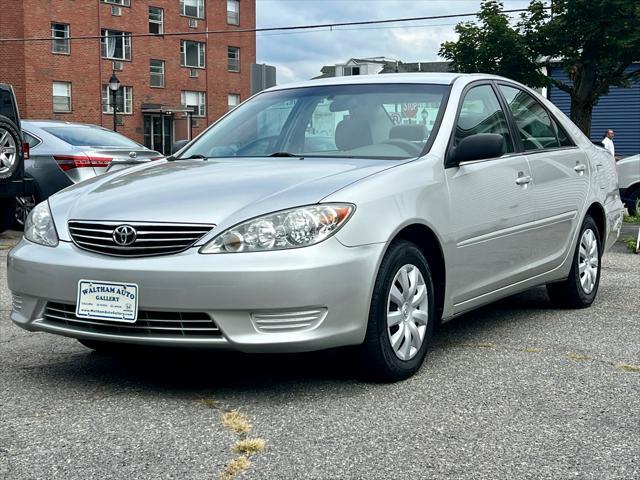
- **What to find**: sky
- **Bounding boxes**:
[255,0,534,84]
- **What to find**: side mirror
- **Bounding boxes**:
[171,139,190,154]
[447,133,504,167]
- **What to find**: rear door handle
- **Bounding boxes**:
[515,175,532,185]
[574,164,586,173]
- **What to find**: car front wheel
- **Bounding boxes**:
[547,215,601,308]
[359,240,435,381]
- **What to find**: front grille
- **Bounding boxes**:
[68,221,214,257]
[41,302,221,338]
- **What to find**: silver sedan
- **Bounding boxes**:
[8,73,624,380]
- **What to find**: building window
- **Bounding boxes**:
[181,91,206,117]
[52,82,71,112]
[102,85,133,114]
[181,40,206,68]
[51,23,70,54]
[180,0,204,18]
[228,94,240,111]
[149,7,163,34]
[101,0,131,5]
[227,0,239,25]
[228,46,240,72]
[344,66,360,76]
[101,29,131,60]
[150,60,165,88]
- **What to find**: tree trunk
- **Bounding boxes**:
[570,97,594,138]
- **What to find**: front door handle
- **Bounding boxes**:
[515,174,532,185]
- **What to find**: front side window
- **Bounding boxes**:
[499,84,573,150]
[227,0,239,24]
[452,84,513,155]
[51,23,70,54]
[228,46,240,72]
[101,29,131,60]
[180,0,204,18]
[102,85,133,114]
[149,7,164,34]
[181,91,206,117]
[181,40,206,68]
[52,82,72,112]
[178,83,450,160]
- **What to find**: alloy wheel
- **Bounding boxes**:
[386,264,429,361]
[15,195,36,227]
[578,228,599,294]
[0,127,17,176]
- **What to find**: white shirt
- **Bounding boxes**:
[602,137,615,157]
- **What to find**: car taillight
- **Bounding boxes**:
[53,154,113,171]
[22,142,30,160]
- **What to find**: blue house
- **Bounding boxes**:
[548,64,640,156]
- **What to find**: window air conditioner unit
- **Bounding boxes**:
[188,18,198,28]
[111,6,122,16]
[113,61,124,71]
[189,68,199,78]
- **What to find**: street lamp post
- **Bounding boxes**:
[108,73,121,132]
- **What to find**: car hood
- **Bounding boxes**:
[49,157,402,241]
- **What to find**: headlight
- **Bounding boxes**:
[24,201,59,247]
[200,203,354,254]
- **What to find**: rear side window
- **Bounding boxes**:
[499,85,573,150]
[41,126,141,147]
[22,131,42,148]
[453,84,514,154]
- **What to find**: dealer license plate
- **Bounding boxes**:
[76,280,139,323]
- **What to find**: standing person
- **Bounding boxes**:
[602,129,615,158]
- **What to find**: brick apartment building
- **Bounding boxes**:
[0,0,256,154]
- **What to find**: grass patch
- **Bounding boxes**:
[222,410,252,435]
[219,455,251,480]
[567,353,592,362]
[623,236,638,253]
[233,438,267,457]
[623,214,640,225]
[195,398,218,409]
[617,363,640,373]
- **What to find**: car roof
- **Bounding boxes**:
[265,72,514,92]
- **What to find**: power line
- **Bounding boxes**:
[0,7,546,43]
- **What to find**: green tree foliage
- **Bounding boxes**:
[439,0,640,136]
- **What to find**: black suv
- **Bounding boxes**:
[0,83,33,233]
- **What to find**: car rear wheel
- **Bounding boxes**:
[546,215,601,308]
[359,240,435,381]
[0,115,21,181]
[625,186,640,216]
[13,194,37,230]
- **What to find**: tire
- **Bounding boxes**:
[359,240,435,382]
[0,114,22,181]
[546,215,601,308]
[625,186,640,216]
[0,197,16,233]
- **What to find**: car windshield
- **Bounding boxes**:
[42,126,143,148]
[179,83,450,160]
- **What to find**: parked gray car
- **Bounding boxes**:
[617,153,640,215]
[8,73,624,380]
[16,120,162,226]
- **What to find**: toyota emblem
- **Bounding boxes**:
[112,225,137,246]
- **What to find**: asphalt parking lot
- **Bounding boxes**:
[1,230,639,480]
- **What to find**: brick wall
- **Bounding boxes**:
[0,0,256,147]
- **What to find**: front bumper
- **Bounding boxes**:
[7,238,384,352]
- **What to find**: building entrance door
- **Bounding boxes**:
[143,114,173,155]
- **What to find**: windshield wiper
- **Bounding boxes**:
[268,151,301,157]
[172,154,207,161]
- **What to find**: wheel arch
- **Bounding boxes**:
[585,202,606,243]
[389,223,446,323]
